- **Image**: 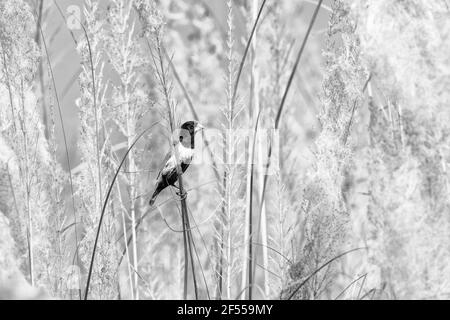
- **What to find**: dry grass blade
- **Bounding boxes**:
[274,0,323,127]
[359,288,377,300]
[252,241,292,264]
[259,0,323,220]
[231,0,268,105]
[253,0,323,289]
[80,22,103,211]
[53,0,79,46]
[242,108,262,299]
[334,273,367,300]
[342,73,372,144]
[286,247,364,300]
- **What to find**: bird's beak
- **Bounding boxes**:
[195,123,205,133]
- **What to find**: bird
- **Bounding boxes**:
[148,120,204,206]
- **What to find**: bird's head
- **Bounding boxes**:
[180,120,204,135]
[179,121,204,148]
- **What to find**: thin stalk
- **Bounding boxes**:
[225,3,268,294]
[15,78,31,286]
[184,209,199,299]
[397,102,404,148]
[252,0,269,299]
[116,180,216,266]
[252,241,292,264]
[39,25,82,299]
[53,0,79,46]
[34,0,44,44]
[359,288,377,300]
[231,0,268,106]
[84,125,155,299]
[357,273,367,299]
[6,165,21,224]
[217,221,224,299]
[80,23,103,242]
[254,0,323,290]
[224,0,233,299]
[342,74,371,144]
[334,273,367,300]
[242,109,261,299]
[1,41,17,132]
[242,0,263,291]
[17,78,34,286]
[274,0,323,127]
[127,138,139,299]
[179,196,190,299]
[116,183,135,300]
[35,0,48,139]
[152,37,198,300]
[25,181,33,286]
[187,208,211,299]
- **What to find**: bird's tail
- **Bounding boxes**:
[148,188,161,206]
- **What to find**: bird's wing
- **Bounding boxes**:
[160,154,177,176]
[156,149,173,181]
[156,142,196,181]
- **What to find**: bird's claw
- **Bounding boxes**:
[176,190,188,200]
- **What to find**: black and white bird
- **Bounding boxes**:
[148,120,204,206]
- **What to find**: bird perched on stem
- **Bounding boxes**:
[148,120,204,206]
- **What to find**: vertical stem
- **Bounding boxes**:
[153,37,198,299]
[82,24,103,244]
[225,0,234,300]
[180,200,190,299]
[19,78,34,286]
[397,102,404,149]
[185,210,199,298]
[84,126,153,300]
[39,25,82,299]
[241,0,260,300]
[35,0,48,139]
[242,133,253,299]
[117,184,135,300]
[218,224,224,299]
[259,174,269,296]
[129,152,139,300]
[256,0,323,266]
[81,20,103,299]
[126,92,139,300]
[251,0,269,299]
[1,41,17,132]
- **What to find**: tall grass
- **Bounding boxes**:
[76,0,118,300]
[4,0,446,300]
[38,22,82,299]
[103,0,142,299]
[0,0,67,297]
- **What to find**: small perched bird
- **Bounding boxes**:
[148,120,204,206]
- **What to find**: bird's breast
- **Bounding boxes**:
[178,145,195,163]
